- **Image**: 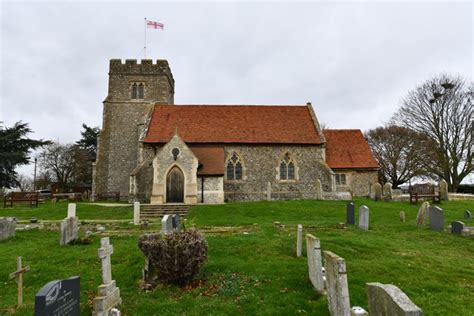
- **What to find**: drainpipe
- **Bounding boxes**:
[201,177,205,203]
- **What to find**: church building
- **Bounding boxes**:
[92,59,379,204]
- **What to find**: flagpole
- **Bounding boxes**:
[144,18,147,58]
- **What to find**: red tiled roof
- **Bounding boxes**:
[190,146,225,176]
[144,105,323,144]
[324,129,379,169]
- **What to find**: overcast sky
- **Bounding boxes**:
[0,0,472,176]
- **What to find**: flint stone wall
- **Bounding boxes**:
[333,169,378,197]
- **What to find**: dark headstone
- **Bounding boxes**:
[429,206,444,231]
[346,202,355,225]
[172,214,181,231]
[464,210,472,220]
[35,276,80,316]
[451,221,465,234]
[30,217,38,223]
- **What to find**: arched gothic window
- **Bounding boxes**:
[226,153,243,180]
[279,153,296,180]
[131,83,145,99]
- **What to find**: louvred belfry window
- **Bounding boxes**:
[226,153,243,180]
[131,83,145,99]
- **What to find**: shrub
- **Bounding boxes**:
[138,229,208,286]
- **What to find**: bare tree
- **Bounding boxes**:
[39,142,75,187]
[392,74,473,192]
[366,126,429,188]
[16,174,34,192]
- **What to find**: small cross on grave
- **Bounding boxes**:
[9,256,30,307]
[98,237,113,284]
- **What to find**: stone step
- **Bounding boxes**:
[140,204,192,219]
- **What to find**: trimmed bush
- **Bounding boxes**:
[138,229,208,286]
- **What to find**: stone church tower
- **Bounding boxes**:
[93,59,175,199]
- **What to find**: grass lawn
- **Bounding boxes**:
[0,198,473,315]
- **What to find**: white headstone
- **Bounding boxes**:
[324,251,351,316]
[359,205,369,230]
[0,217,17,241]
[161,215,173,233]
[296,224,303,257]
[67,203,76,218]
[133,202,140,225]
[366,282,422,315]
[306,234,324,292]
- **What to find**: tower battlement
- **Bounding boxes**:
[109,59,174,83]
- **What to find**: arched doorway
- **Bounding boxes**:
[166,166,184,203]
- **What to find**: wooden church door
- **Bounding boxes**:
[166,166,184,203]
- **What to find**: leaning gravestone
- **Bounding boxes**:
[0,217,17,241]
[324,251,351,316]
[306,234,324,292]
[451,221,465,234]
[315,179,323,200]
[35,276,80,316]
[366,282,422,316]
[374,183,382,201]
[464,210,472,219]
[60,216,79,245]
[359,206,369,231]
[161,215,173,234]
[172,214,181,231]
[415,202,429,226]
[383,183,393,201]
[429,206,444,231]
[439,179,448,200]
[346,202,355,225]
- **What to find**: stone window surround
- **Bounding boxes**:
[275,151,299,183]
[335,173,348,186]
[130,81,146,100]
[224,151,247,182]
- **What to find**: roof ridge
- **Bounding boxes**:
[154,104,308,107]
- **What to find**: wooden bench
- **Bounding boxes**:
[409,183,441,204]
[52,193,83,202]
[3,192,39,208]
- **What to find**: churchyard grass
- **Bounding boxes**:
[0,198,473,315]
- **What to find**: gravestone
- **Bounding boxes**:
[464,210,472,219]
[351,306,368,315]
[415,202,429,226]
[451,221,465,234]
[296,224,303,257]
[359,205,369,231]
[161,215,173,233]
[9,256,30,307]
[93,237,121,316]
[67,203,76,218]
[399,211,405,223]
[429,206,444,231]
[306,234,324,292]
[60,216,79,245]
[369,183,376,199]
[35,276,80,316]
[315,179,323,200]
[0,217,17,241]
[267,181,271,201]
[324,251,351,316]
[439,179,448,200]
[366,282,422,316]
[346,202,355,225]
[133,202,140,225]
[383,183,392,201]
[374,183,382,201]
[172,214,181,231]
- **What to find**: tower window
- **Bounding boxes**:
[131,82,145,99]
[279,153,296,180]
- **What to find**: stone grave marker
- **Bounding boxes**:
[416,202,429,226]
[133,202,140,225]
[346,202,355,225]
[67,203,76,218]
[172,214,181,231]
[399,211,406,223]
[359,205,369,231]
[9,256,30,307]
[35,276,80,316]
[429,206,444,231]
[383,183,392,201]
[296,224,303,257]
[366,282,422,316]
[324,251,351,316]
[374,183,382,201]
[0,217,17,241]
[60,216,79,245]
[266,181,271,201]
[439,179,448,200]
[306,234,324,292]
[351,306,368,315]
[161,215,173,234]
[464,210,472,219]
[451,221,465,234]
[93,237,121,316]
[315,179,323,200]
